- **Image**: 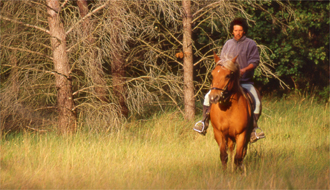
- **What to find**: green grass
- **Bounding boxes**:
[1,96,329,189]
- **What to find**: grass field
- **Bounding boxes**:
[1,96,329,189]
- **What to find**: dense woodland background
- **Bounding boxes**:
[1,0,329,134]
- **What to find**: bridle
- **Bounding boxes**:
[210,64,234,103]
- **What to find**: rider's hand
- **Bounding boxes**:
[240,68,246,76]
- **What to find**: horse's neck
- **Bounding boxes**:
[231,83,245,100]
[233,80,243,93]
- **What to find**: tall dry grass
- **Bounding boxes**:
[1,96,329,189]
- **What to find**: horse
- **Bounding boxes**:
[209,52,261,171]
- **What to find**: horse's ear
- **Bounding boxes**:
[213,52,220,63]
[232,55,238,63]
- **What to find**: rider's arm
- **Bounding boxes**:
[240,63,255,76]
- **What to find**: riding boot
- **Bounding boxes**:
[193,105,211,136]
[250,113,265,143]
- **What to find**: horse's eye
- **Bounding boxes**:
[225,75,231,79]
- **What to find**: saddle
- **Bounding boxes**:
[242,87,256,116]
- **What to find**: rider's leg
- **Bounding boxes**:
[193,91,211,135]
[240,84,265,142]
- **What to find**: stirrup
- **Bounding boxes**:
[193,120,206,135]
[250,127,265,143]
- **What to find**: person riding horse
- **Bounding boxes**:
[194,17,265,143]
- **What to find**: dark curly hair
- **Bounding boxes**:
[229,18,248,35]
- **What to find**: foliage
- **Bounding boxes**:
[246,1,329,93]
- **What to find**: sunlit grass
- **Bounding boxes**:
[1,96,329,189]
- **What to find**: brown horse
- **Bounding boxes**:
[209,53,259,171]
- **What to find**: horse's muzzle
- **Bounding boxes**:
[209,92,221,104]
[210,91,231,104]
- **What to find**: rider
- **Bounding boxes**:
[193,17,265,143]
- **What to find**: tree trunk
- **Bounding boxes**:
[9,50,19,100]
[46,0,77,134]
[112,52,128,117]
[111,1,128,117]
[182,0,195,121]
[77,0,109,103]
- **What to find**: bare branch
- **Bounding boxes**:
[154,85,184,116]
[34,106,57,111]
[257,45,290,89]
[1,64,72,80]
[65,1,110,35]
[1,45,53,60]
[136,37,183,67]
[61,0,69,7]
[0,16,50,34]
[23,125,47,133]
[192,1,223,22]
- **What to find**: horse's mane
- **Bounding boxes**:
[216,57,245,96]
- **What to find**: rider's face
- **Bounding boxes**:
[232,25,245,41]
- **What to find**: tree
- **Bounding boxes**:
[182,0,195,120]
[0,0,113,133]
[108,0,129,117]
[46,0,76,134]
[1,1,52,133]
[77,0,109,103]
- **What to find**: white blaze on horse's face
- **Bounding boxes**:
[212,65,232,89]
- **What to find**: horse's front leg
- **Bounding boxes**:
[220,140,228,170]
[234,134,248,171]
[215,133,228,170]
[214,130,228,170]
[227,138,235,172]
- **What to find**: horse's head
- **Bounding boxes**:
[209,53,240,104]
